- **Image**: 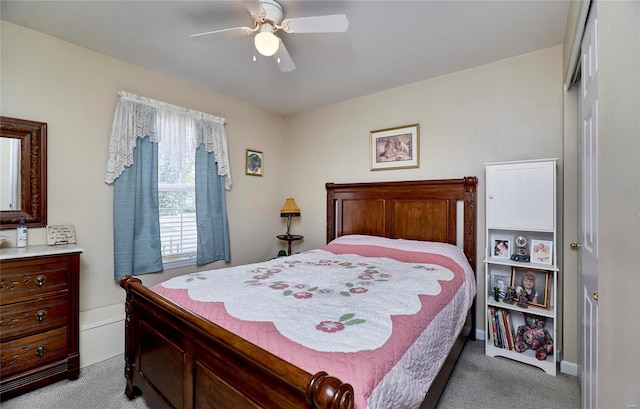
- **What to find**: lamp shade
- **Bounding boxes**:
[255,30,279,56]
[280,198,300,217]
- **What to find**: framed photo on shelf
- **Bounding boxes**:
[492,238,511,259]
[370,123,419,171]
[489,272,510,300]
[510,266,552,309]
[245,149,263,176]
[531,239,553,264]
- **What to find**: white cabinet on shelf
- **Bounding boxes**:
[484,158,558,375]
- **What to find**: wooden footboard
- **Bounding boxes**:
[120,276,354,409]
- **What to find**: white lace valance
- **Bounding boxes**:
[105,91,231,189]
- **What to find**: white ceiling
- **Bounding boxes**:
[1,0,570,116]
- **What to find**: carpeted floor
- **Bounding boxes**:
[1,355,150,409]
[437,340,581,409]
[2,340,580,409]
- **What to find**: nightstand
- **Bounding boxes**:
[276,234,303,256]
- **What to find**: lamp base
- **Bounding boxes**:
[285,215,293,237]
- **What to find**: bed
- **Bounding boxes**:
[120,177,478,409]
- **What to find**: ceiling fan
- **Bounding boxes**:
[191,0,349,72]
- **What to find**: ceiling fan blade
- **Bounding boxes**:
[281,14,349,33]
[243,0,266,20]
[273,38,295,72]
[191,26,255,38]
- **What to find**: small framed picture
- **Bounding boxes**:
[510,266,552,309]
[246,149,263,176]
[492,239,511,259]
[46,224,77,245]
[370,123,419,171]
[489,272,510,300]
[530,239,553,265]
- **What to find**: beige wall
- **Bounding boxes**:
[1,21,289,309]
[595,1,640,406]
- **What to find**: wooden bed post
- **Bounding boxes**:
[325,182,336,243]
[462,176,478,341]
[463,176,478,270]
[120,276,141,399]
[307,371,355,409]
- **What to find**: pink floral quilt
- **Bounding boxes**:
[153,235,476,409]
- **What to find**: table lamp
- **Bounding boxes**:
[280,198,300,237]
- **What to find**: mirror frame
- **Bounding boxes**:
[0,116,47,229]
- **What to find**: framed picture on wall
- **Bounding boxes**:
[246,149,263,176]
[370,123,419,171]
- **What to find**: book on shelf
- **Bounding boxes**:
[505,311,515,349]
[500,310,508,348]
[494,310,503,348]
[487,309,495,346]
[487,307,516,350]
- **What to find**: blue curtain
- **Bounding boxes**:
[113,137,163,280]
[195,144,231,264]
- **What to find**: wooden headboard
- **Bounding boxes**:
[326,177,478,269]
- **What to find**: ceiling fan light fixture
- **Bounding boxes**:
[255,30,279,56]
[190,0,348,72]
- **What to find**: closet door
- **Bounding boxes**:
[578,3,599,408]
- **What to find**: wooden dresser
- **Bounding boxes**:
[0,245,83,400]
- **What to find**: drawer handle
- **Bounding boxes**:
[36,276,46,287]
[36,310,47,323]
[36,345,46,358]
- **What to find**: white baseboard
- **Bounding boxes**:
[79,303,125,368]
[476,329,486,340]
[560,360,579,376]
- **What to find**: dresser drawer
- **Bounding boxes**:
[0,257,70,304]
[0,327,68,377]
[0,294,68,340]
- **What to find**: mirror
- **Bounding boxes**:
[0,116,47,229]
[0,137,21,210]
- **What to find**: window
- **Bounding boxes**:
[158,134,196,267]
[107,91,231,280]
